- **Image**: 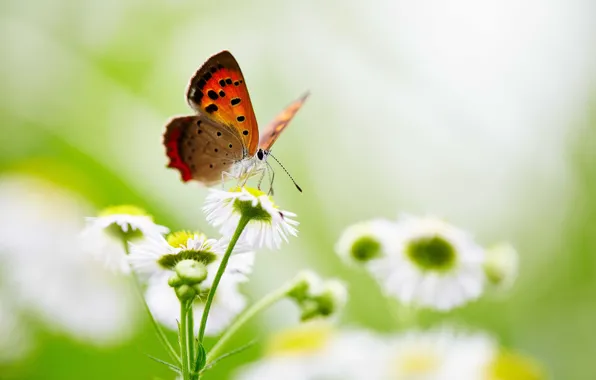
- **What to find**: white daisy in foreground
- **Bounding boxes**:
[82,205,168,273]
[204,187,298,249]
[131,230,254,335]
[376,216,486,311]
[128,231,218,281]
[145,258,252,336]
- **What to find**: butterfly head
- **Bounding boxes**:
[256,148,269,161]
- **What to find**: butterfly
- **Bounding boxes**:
[163,50,308,192]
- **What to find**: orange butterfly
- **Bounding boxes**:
[163,51,307,192]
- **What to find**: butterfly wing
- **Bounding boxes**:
[186,51,259,156]
[163,115,245,185]
[259,92,309,152]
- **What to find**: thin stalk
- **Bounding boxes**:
[197,216,250,343]
[180,300,191,379]
[205,278,300,364]
[186,302,196,379]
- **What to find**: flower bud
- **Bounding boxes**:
[175,284,196,301]
[289,271,348,322]
[484,244,518,291]
[174,259,208,285]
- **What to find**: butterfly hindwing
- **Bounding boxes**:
[259,92,309,152]
[164,115,245,185]
[186,51,259,156]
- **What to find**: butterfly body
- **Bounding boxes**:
[163,51,307,189]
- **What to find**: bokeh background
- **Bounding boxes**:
[1,0,596,379]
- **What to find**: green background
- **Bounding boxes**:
[1,1,595,379]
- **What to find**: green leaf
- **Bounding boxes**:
[196,342,207,371]
[201,340,257,373]
[146,354,182,374]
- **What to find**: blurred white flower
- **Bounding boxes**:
[236,322,343,380]
[237,325,499,380]
[484,243,519,292]
[204,187,298,249]
[335,219,398,264]
[376,216,486,311]
[0,297,32,363]
[0,175,139,360]
[82,205,169,274]
[379,329,496,380]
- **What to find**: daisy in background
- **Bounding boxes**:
[337,215,486,311]
[204,187,298,249]
[236,325,544,380]
[381,215,486,311]
[82,205,169,273]
[128,230,254,335]
[0,175,138,361]
[335,218,399,280]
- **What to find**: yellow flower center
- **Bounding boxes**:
[99,205,150,218]
[486,350,545,380]
[395,349,441,376]
[167,231,204,249]
[266,322,332,357]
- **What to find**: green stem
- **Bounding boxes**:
[197,215,250,343]
[180,300,193,379]
[187,303,195,379]
[205,278,301,364]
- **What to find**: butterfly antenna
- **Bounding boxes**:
[268,153,302,193]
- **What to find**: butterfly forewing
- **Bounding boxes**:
[186,51,259,156]
[164,115,245,185]
[259,92,309,152]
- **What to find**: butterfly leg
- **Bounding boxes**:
[265,161,276,196]
[255,167,267,191]
[221,171,239,190]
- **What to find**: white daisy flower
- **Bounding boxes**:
[484,243,519,292]
[290,270,348,321]
[0,175,138,357]
[237,326,507,380]
[128,231,253,283]
[145,256,252,336]
[235,322,342,380]
[376,216,486,311]
[203,187,298,249]
[129,230,254,335]
[379,328,497,380]
[128,231,217,281]
[335,219,398,264]
[82,205,169,273]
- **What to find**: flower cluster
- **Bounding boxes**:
[336,215,519,311]
[236,324,544,380]
[77,183,535,380]
[81,187,306,338]
[81,186,350,380]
